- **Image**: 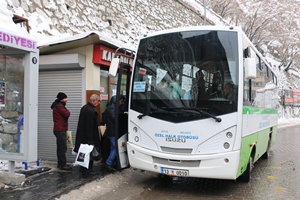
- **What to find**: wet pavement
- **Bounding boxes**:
[0,162,112,200]
[133,124,300,200]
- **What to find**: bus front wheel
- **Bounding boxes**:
[240,156,253,182]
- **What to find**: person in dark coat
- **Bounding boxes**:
[104,95,126,171]
[100,109,111,164]
[51,92,72,170]
[74,94,101,178]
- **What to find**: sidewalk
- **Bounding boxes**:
[0,160,118,199]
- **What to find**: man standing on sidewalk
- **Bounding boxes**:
[51,92,72,171]
[74,94,101,178]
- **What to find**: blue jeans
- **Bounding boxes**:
[106,136,116,166]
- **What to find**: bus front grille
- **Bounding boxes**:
[161,146,193,154]
[153,157,200,167]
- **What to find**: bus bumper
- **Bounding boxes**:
[127,142,240,180]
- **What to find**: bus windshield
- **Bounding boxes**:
[131,30,239,123]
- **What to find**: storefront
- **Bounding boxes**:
[93,44,134,115]
[37,32,133,162]
[0,11,39,174]
[38,53,85,161]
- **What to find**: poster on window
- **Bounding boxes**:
[0,82,5,107]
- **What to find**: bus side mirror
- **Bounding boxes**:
[109,57,120,77]
[244,58,256,79]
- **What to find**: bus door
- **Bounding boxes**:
[114,62,131,170]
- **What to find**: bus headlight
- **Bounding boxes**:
[223,142,230,149]
[226,132,233,138]
[133,127,138,133]
[134,136,139,142]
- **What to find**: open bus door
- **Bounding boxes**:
[109,53,133,170]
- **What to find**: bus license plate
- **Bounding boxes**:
[161,167,189,177]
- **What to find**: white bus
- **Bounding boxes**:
[109,26,278,182]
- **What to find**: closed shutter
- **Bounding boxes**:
[38,70,84,162]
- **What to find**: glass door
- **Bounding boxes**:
[114,62,131,169]
[0,53,25,154]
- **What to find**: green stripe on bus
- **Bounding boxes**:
[237,125,278,178]
[242,106,277,114]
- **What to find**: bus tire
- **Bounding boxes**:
[262,137,271,159]
[240,156,253,182]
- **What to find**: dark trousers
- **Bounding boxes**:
[101,136,110,162]
[79,160,94,175]
[54,131,67,167]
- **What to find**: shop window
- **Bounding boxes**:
[0,54,24,153]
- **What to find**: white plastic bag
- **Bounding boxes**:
[74,144,94,168]
[72,147,77,156]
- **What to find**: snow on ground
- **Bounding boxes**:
[0,160,40,172]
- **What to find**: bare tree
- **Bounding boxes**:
[207,0,234,18]
[207,1,274,46]
[241,7,283,47]
[274,42,300,71]
[207,0,242,25]
[208,0,300,73]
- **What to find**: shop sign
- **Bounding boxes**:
[0,30,37,52]
[100,87,105,93]
[284,89,293,106]
[293,91,300,106]
[93,45,134,67]
[100,94,108,101]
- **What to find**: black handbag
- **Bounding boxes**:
[91,146,101,161]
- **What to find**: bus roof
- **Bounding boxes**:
[142,26,242,38]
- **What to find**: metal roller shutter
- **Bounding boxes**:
[38,70,84,162]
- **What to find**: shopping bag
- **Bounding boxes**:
[72,147,77,156]
[66,131,73,149]
[74,144,94,168]
[91,146,101,161]
[99,124,107,136]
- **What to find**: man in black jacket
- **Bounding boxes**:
[104,95,126,172]
[74,94,101,178]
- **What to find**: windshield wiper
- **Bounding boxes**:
[137,110,180,119]
[161,107,222,123]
